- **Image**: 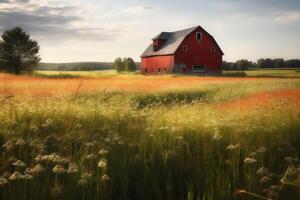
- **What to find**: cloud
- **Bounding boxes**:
[0,0,118,41]
[124,5,158,14]
[274,11,300,23]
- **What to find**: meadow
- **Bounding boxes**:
[0,70,300,200]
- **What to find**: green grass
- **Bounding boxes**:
[0,77,299,200]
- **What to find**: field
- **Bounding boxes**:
[0,70,300,200]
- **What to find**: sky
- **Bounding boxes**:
[0,0,299,62]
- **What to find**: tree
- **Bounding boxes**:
[274,59,285,68]
[125,57,136,72]
[0,27,40,74]
[113,57,125,72]
[236,59,253,70]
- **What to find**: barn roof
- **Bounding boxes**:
[141,26,224,58]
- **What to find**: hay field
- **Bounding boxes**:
[0,72,300,200]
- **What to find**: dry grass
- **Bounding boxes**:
[0,73,280,96]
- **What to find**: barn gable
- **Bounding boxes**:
[141,26,224,58]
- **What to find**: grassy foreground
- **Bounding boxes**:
[0,73,300,200]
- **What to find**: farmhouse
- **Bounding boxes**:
[141,26,224,74]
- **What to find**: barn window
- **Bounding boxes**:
[145,68,148,73]
[158,68,161,72]
[196,32,202,41]
[211,46,216,52]
[192,65,205,73]
[183,45,188,52]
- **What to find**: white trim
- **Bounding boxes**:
[192,65,205,73]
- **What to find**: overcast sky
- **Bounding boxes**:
[0,0,299,62]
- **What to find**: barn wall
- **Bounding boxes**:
[141,55,174,74]
[174,27,223,74]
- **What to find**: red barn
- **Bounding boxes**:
[140,26,224,74]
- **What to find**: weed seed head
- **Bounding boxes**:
[98,159,107,168]
[256,167,270,176]
[52,165,66,174]
[244,157,257,165]
[98,148,109,155]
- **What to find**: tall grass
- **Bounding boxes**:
[0,78,299,200]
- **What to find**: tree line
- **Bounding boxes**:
[223,59,300,70]
[113,57,137,72]
[0,26,139,75]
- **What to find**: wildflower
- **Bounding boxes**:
[256,167,270,176]
[213,133,222,141]
[32,164,45,175]
[0,177,8,186]
[101,174,111,181]
[112,134,120,142]
[284,157,294,164]
[24,168,33,175]
[52,165,66,174]
[225,160,232,166]
[286,166,298,179]
[9,172,24,181]
[85,154,97,160]
[23,174,33,180]
[244,157,257,165]
[15,138,26,146]
[12,160,26,167]
[81,173,92,180]
[257,147,267,153]
[118,140,125,145]
[98,159,107,168]
[35,154,44,163]
[261,176,272,184]
[49,153,70,164]
[85,142,95,148]
[98,148,109,155]
[159,126,169,131]
[77,173,92,186]
[2,140,15,151]
[226,144,239,151]
[77,178,88,186]
[67,162,79,174]
[2,172,11,179]
[104,137,111,143]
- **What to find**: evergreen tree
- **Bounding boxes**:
[0,27,40,74]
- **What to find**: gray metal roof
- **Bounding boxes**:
[141,26,224,58]
[141,26,198,58]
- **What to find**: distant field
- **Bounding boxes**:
[0,72,299,200]
[34,68,300,78]
[224,68,300,78]
[36,62,114,71]
[34,70,118,78]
